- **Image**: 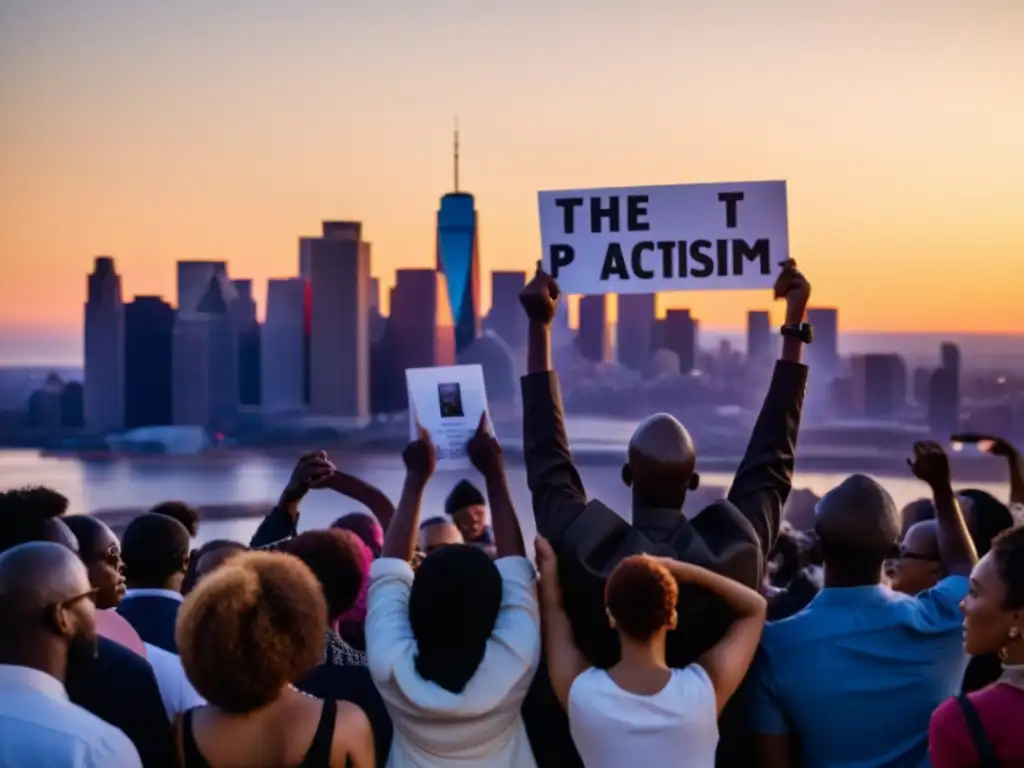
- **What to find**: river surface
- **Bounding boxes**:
[0,448,1007,548]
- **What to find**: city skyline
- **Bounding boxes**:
[2,1,1023,361]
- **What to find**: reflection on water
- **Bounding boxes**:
[0,449,1007,549]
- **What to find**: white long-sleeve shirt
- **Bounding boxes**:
[365,556,541,768]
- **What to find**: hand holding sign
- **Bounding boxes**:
[467,413,503,479]
[519,261,561,326]
[403,421,437,481]
[773,259,812,324]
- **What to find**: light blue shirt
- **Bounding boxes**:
[749,576,969,768]
[0,664,142,768]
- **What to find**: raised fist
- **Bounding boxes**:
[907,440,952,490]
[466,413,503,478]
[519,261,561,326]
[773,259,811,323]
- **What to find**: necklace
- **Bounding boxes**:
[288,684,319,700]
[999,663,1024,692]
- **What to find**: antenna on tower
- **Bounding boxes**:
[453,116,460,192]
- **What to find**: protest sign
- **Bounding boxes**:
[405,364,490,471]
[538,180,788,295]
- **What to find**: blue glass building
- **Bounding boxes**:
[436,191,480,353]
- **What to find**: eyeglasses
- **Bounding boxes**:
[56,587,100,610]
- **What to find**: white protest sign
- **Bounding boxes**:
[538,180,789,295]
[405,364,490,471]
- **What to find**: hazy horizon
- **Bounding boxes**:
[5,326,1022,370]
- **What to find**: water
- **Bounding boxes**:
[0,448,1007,548]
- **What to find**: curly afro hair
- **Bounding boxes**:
[0,486,70,553]
[605,555,678,643]
[176,551,327,713]
[990,524,1024,610]
[282,529,367,622]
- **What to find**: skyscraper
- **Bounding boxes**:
[806,308,840,379]
[486,271,527,350]
[231,279,261,407]
[617,294,656,371]
[261,278,306,414]
[436,126,480,354]
[308,224,371,423]
[663,309,697,374]
[747,310,771,363]
[368,276,386,343]
[389,269,456,370]
[84,256,125,433]
[124,296,174,429]
[172,269,239,432]
[929,342,961,434]
[177,261,228,314]
[850,354,907,419]
[577,295,610,363]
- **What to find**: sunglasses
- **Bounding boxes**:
[55,587,100,610]
[89,545,123,570]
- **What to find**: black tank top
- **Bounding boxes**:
[182,699,345,768]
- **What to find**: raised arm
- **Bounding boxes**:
[467,414,525,557]
[952,433,1024,510]
[519,265,588,544]
[251,451,335,548]
[727,260,811,560]
[908,441,978,576]
[656,557,767,714]
[381,429,436,562]
[536,536,590,709]
[318,468,396,532]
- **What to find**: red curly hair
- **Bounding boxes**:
[604,555,678,642]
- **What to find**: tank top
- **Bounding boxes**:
[182,699,346,768]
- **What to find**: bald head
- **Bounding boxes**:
[815,474,899,558]
[0,542,91,615]
[625,414,698,506]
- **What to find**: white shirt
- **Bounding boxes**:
[366,556,541,768]
[568,664,719,768]
[143,643,205,719]
[0,664,142,768]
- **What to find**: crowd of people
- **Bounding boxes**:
[0,260,1022,767]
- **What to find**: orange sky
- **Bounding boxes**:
[1,0,1022,334]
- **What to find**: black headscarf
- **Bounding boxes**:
[408,544,502,694]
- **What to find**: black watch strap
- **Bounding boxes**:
[780,322,813,344]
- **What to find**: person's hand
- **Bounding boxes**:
[773,259,811,324]
[519,261,561,326]
[908,440,952,490]
[952,433,1018,459]
[403,423,437,481]
[467,413,503,478]
[280,451,336,506]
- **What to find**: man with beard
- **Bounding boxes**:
[0,486,175,768]
[0,541,142,766]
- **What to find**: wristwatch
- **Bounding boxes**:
[780,323,813,344]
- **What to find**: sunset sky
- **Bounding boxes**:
[1,0,1022,360]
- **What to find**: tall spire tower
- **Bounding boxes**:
[453,117,460,192]
[436,118,480,353]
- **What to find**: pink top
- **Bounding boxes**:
[96,609,147,658]
[929,683,1024,767]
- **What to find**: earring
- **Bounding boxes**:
[1010,627,1021,641]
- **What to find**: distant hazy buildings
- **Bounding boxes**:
[84,257,125,433]
[389,269,455,370]
[617,294,656,371]
[747,311,771,364]
[929,342,961,434]
[172,265,239,432]
[368,276,386,344]
[577,295,611,363]
[806,308,840,379]
[486,271,526,350]
[308,222,371,424]
[261,278,306,414]
[231,279,261,407]
[662,309,697,375]
[124,297,174,429]
[850,354,907,419]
